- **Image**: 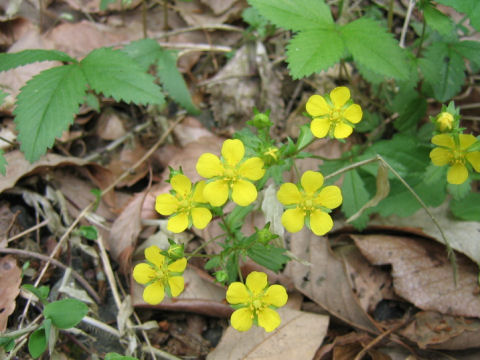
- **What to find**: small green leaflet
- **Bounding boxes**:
[286,27,345,79]
[81,47,164,106]
[391,88,427,133]
[0,149,6,176]
[340,18,409,80]
[434,0,480,31]
[247,0,333,31]
[341,169,371,230]
[28,320,51,359]
[14,64,88,162]
[454,40,480,68]
[247,243,289,272]
[43,298,88,329]
[422,4,455,37]
[0,49,76,72]
[450,192,480,221]
[123,39,199,114]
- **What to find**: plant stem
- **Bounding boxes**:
[415,17,426,58]
[387,0,394,32]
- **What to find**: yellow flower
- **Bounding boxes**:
[277,171,342,236]
[226,271,288,332]
[196,139,265,207]
[430,134,480,184]
[436,112,454,132]
[133,245,187,305]
[155,174,212,233]
[306,86,363,139]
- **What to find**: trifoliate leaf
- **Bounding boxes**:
[247,243,289,272]
[80,47,164,106]
[434,0,480,31]
[44,298,88,329]
[341,169,371,230]
[286,27,345,79]
[422,4,455,37]
[247,0,333,31]
[450,192,480,221]
[419,41,465,102]
[340,18,409,80]
[0,49,76,72]
[454,40,480,68]
[14,64,87,162]
[0,149,6,176]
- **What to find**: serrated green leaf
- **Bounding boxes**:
[286,27,345,79]
[14,64,87,162]
[28,326,47,359]
[450,192,480,221]
[80,47,164,106]
[340,18,409,80]
[0,49,76,73]
[296,124,314,151]
[435,0,480,31]
[122,38,161,71]
[341,169,371,230]
[420,41,465,102]
[156,49,200,114]
[454,40,480,68]
[423,4,455,36]
[247,243,289,272]
[44,298,88,329]
[0,149,6,176]
[392,89,427,132]
[247,0,332,31]
[447,179,471,200]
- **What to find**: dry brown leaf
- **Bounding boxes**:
[132,267,230,317]
[0,201,22,248]
[351,234,480,318]
[175,0,245,26]
[172,117,217,147]
[207,307,329,360]
[284,229,378,333]
[0,151,90,194]
[63,0,142,13]
[200,0,240,15]
[0,255,21,332]
[96,108,127,141]
[107,141,149,187]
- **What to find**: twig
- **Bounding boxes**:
[82,316,121,338]
[5,219,50,244]
[459,103,480,110]
[0,247,101,304]
[399,0,416,48]
[151,23,243,40]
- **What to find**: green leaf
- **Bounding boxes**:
[78,225,98,240]
[355,110,380,133]
[296,124,314,151]
[392,88,427,132]
[0,50,76,73]
[340,18,409,80]
[84,92,100,112]
[286,27,345,79]
[225,205,254,232]
[105,353,139,360]
[447,179,471,201]
[420,41,465,102]
[247,0,333,31]
[0,337,15,352]
[0,89,7,105]
[44,298,88,329]
[0,149,6,176]
[454,40,480,68]
[14,64,87,162]
[434,0,480,31]
[156,49,200,114]
[28,326,47,359]
[100,0,117,10]
[450,192,480,221]
[80,47,164,106]
[122,38,161,71]
[422,4,455,36]
[341,169,371,230]
[22,284,50,303]
[247,243,289,272]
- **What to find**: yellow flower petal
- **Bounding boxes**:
[301,171,324,194]
[263,284,288,307]
[238,157,265,180]
[168,276,185,297]
[447,163,468,184]
[257,308,281,332]
[246,271,267,295]
[226,282,250,304]
[231,308,253,332]
[191,207,212,229]
[222,139,245,167]
[343,104,362,124]
[155,193,179,215]
[167,212,189,233]
[459,134,477,151]
[311,117,330,139]
[333,122,353,139]
[306,95,330,116]
[231,179,257,206]
[316,185,342,209]
[168,257,187,273]
[466,152,480,172]
[430,148,451,166]
[281,208,305,233]
[133,263,156,284]
[145,245,165,267]
[330,86,350,108]
[170,174,191,198]
[196,153,224,178]
[143,281,165,305]
[309,210,333,236]
[277,183,302,205]
[203,180,229,206]
[193,180,208,203]
[432,134,454,149]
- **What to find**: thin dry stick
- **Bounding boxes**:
[6,218,50,244]
[18,116,184,329]
[399,0,416,48]
[0,247,101,304]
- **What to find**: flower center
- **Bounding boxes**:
[451,149,465,164]
[300,194,316,213]
[330,109,342,123]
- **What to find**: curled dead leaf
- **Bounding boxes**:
[0,255,21,332]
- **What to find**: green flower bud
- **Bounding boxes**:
[436,112,454,132]
[248,111,273,130]
[167,243,184,260]
[256,223,278,245]
[215,270,228,283]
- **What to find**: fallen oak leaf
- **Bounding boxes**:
[0,255,21,332]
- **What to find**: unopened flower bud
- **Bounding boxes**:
[249,112,273,129]
[167,243,184,260]
[436,112,454,132]
[215,270,228,283]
